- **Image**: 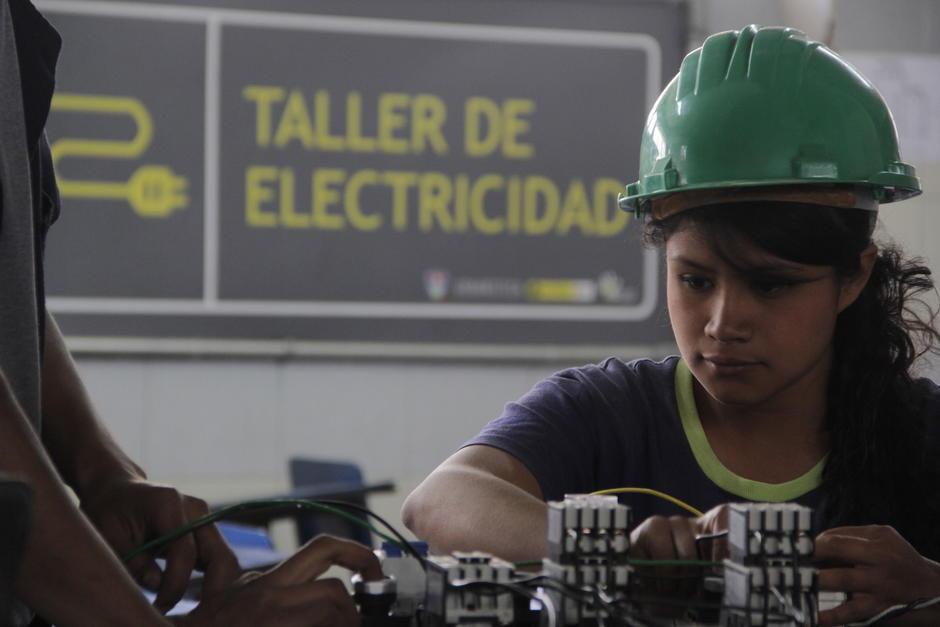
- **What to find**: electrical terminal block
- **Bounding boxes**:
[544,495,632,625]
[376,542,428,618]
[722,503,818,627]
[728,503,813,564]
[721,561,816,626]
[424,552,515,626]
[543,559,631,625]
[547,494,630,564]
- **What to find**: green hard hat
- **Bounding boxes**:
[619,25,921,215]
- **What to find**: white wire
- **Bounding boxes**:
[845,594,940,627]
[770,585,807,626]
[533,586,558,627]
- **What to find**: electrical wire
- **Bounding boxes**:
[694,530,729,542]
[694,529,729,562]
[590,487,704,517]
[844,595,940,626]
[449,578,557,627]
[514,559,543,568]
[628,558,721,568]
[516,573,631,625]
[618,594,794,621]
[314,499,429,569]
[518,574,611,605]
[122,498,415,566]
[770,585,806,626]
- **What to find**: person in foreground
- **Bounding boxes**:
[403,25,940,626]
[1,2,378,624]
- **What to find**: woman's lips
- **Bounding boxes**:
[701,355,761,375]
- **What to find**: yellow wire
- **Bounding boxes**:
[590,487,704,517]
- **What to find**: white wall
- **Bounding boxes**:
[74,356,579,544]
[69,0,940,547]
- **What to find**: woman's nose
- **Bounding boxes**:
[704,285,753,343]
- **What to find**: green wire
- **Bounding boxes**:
[513,558,720,569]
[123,498,404,563]
[628,558,720,567]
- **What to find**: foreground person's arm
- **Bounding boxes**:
[0,369,170,627]
[4,384,381,627]
[402,445,548,562]
[40,312,239,611]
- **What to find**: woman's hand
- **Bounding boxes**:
[80,476,241,613]
[630,503,729,562]
[814,525,940,626]
[175,535,383,627]
[628,504,729,608]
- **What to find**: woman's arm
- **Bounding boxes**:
[402,444,549,561]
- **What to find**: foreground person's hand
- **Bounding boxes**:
[81,476,240,613]
[174,534,383,627]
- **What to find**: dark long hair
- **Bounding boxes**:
[645,201,940,559]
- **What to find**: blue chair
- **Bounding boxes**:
[289,457,373,548]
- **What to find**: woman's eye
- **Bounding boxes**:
[679,274,712,290]
[752,280,792,295]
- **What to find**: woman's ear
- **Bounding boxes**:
[837,243,878,313]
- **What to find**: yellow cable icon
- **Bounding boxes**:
[50,93,189,218]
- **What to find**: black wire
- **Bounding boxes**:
[515,575,600,606]
[694,530,729,542]
[525,573,819,624]
[619,595,794,621]
[448,579,555,624]
[315,499,429,570]
[807,591,818,627]
[694,529,729,562]
[524,576,798,623]
[514,573,628,625]
[630,571,709,581]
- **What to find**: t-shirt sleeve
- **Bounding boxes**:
[463,363,609,501]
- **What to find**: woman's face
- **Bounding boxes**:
[666,223,849,409]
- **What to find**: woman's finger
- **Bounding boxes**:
[630,516,678,560]
[668,516,698,561]
[668,515,699,597]
[817,566,877,594]
[630,515,682,598]
[818,592,882,627]
[694,504,730,561]
[813,532,877,567]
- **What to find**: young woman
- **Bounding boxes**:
[403,25,940,626]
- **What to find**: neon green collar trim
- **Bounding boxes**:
[674,359,825,502]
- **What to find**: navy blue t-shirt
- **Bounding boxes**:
[466,356,940,531]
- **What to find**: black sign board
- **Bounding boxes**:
[40,0,684,358]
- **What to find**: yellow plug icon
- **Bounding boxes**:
[50,93,190,219]
[126,166,189,218]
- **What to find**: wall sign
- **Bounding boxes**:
[40,0,683,357]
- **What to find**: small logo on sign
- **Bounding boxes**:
[598,271,624,302]
[423,269,450,302]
